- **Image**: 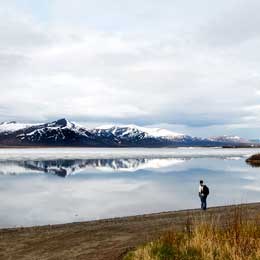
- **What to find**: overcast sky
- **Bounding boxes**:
[1,0,260,138]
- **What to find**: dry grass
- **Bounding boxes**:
[124,207,260,260]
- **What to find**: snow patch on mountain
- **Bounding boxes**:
[16,118,91,141]
[0,121,32,133]
[94,124,185,139]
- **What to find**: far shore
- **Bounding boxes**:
[0,145,260,149]
[1,203,260,260]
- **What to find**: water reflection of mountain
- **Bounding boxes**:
[0,158,188,177]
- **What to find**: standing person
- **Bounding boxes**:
[199,180,209,210]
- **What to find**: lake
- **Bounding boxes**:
[0,147,260,228]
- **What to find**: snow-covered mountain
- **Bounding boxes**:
[0,118,108,147]
[92,124,185,139]
[0,118,252,147]
[89,124,193,146]
[208,135,248,144]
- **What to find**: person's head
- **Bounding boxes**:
[200,180,204,186]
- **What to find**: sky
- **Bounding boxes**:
[0,0,260,138]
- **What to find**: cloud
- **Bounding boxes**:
[0,1,260,137]
[200,0,260,46]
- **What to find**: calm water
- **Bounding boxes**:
[0,148,260,228]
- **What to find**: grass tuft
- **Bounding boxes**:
[124,207,260,260]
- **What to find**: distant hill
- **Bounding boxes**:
[0,118,253,147]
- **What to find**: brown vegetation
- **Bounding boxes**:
[124,207,260,260]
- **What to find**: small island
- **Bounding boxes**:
[246,154,260,166]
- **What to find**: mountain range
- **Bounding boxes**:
[0,118,254,147]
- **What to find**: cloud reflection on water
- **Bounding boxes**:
[0,150,260,228]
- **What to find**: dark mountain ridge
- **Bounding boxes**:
[0,118,254,147]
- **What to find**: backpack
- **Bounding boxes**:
[203,185,209,196]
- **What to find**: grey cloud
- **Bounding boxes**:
[0,53,28,74]
[0,12,50,51]
[200,0,260,46]
[0,1,259,138]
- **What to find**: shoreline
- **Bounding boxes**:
[0,146,259,149]
[0,202,257,231]
[1,203,260,260]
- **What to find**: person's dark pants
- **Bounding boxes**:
[200,195,207,210]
